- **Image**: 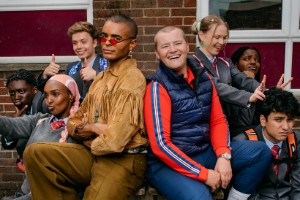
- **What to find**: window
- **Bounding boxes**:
[210,0,282,30]
[0,0,93,63]
[197,0,300,94]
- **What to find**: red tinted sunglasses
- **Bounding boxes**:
[100,36,134,46]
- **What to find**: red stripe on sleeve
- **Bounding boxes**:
[144,81,208,182]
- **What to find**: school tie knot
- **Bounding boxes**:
[271,145,280,159]
[51,119,65,130]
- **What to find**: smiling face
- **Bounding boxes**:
[236,49,261,76]
[155,28,189,76]
[199,24,228,58]
[100,21,136,68]
[44,80,73,119]
[261,112,294,144]
[71,31,97,62]
[7,80,37,111]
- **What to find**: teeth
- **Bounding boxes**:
[169,55,179,59]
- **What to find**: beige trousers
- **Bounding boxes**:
[24,142,146,200]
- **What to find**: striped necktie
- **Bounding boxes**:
[271,145,280,175]
[212,59,217,72]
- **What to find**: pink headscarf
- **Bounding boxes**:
[49,74,80,142]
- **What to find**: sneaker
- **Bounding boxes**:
[16,159,26,173]
[1,136,18,150]
[1,192,27,200]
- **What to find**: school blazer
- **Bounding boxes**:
[193,48,260,107]
[234,125,300,200]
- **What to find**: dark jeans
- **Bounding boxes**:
[146,140,272,200]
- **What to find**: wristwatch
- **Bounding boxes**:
[218,153,231,160]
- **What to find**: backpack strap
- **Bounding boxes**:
[244,128,258,141]
[287,132,297,159]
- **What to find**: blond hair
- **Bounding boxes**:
[154,26,187,49]
[67,21,99,40]
[191,15,229,39]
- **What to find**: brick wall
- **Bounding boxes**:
[1,0,299,198]
[0,0,197,197]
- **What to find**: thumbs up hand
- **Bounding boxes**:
[80,57,96,82]
[42,54,61,79]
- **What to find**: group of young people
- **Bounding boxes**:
[0,13,299,200]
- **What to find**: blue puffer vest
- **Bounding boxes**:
[152,58,213,155]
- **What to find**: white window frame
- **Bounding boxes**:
[0,0,93,64]
[197,0,300,95]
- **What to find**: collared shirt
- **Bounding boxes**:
[49,115,68,125]
[184,65,195,88]
[81,56,96,68]
[262,127,283,154]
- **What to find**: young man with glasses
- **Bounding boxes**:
[37,21,108,100]
[24,14,148,200]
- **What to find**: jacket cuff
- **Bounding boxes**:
[198,166,208,182]
[215,147,231,157]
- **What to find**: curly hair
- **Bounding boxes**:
[257,87,299,120]
[6,69,37,87]
[230,46,261,66]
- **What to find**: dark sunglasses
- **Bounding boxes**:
[100,36,134,46]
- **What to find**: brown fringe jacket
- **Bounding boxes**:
[67,59,147,155]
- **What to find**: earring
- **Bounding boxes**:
[128,50,133,59]
[69,99,73,103]
[200,41,204,48]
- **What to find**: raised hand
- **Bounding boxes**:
[80,58,97,82]
[276,74,293,90]
[249,75,266,103]
[243,70,255,79]
[13,105,28,117]
[42,54,61,79]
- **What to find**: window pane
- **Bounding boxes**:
[220,43,285,88]
[209,0,282,30]
[292,43,300,89]
[0,10,87,57]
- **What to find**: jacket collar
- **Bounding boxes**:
[105,58,137,77]
[194,48,218,77]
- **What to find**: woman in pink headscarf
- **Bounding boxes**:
[0,74,81,199]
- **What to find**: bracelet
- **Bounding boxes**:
[74,122,91,140]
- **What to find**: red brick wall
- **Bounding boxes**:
[93,0,197,77]
[0,0,196,197]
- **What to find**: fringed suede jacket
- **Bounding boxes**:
[67,58,147,156]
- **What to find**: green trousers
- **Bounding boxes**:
[24,142,146,200]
